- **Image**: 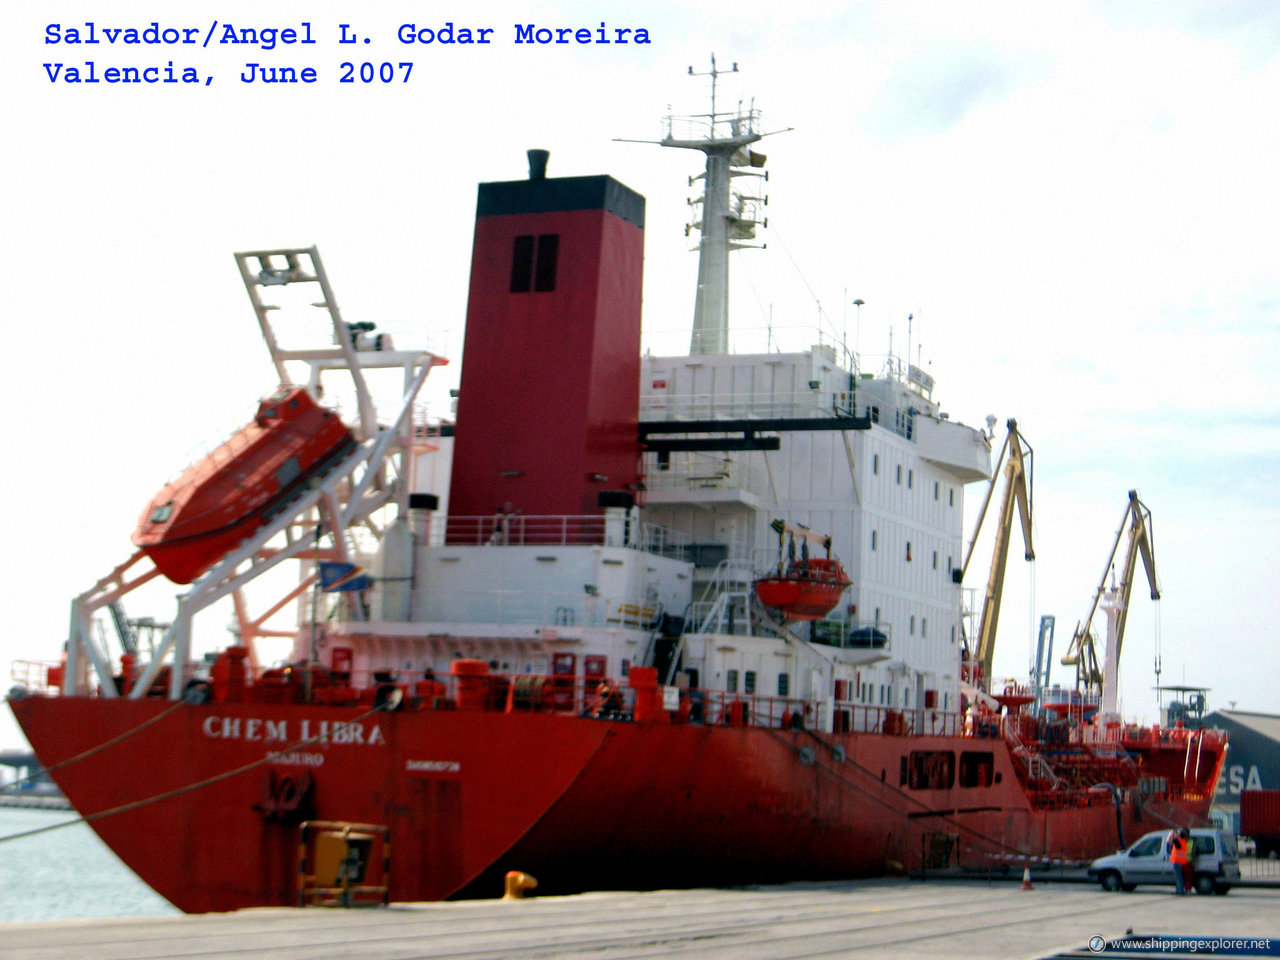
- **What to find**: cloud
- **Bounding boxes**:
[868,49,1021,140]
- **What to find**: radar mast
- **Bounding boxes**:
[661,56,776,355]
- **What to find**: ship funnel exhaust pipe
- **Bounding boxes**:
[527,149,549,180]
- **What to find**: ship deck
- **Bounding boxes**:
[2,878,1277,960]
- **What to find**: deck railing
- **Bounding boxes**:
[14,657,967,738]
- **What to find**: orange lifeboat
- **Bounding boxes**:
[753,520,852,621]
[133,387,355,584]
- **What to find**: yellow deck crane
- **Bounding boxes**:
[1058,490,1159,719]
[958,419,1034,693]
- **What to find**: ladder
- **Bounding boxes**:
[107,600,137,656]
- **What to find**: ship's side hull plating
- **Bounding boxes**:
[11,696,1216,912]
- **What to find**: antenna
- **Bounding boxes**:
[853,298,864,369]
[687,54,739,137]
[907,313,913,378]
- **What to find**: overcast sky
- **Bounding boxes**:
[3,1,1277,750]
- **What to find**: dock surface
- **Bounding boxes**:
[2,879,1277,960]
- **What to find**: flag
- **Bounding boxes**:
[318,561,372,592]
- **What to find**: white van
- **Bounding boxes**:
[1088,828,1240,894]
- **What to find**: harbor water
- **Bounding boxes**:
[0,806,177,923]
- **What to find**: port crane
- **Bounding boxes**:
[1059,490,1159,718]
[958,419,1034,693]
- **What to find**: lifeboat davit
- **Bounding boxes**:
[753,519,852,621]
[133,387,355,584]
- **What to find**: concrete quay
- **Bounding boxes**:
[1,878,1277,960]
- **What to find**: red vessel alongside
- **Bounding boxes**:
[133,387,354,584]
[7,69,1229,916]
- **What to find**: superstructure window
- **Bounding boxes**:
[726,669,739,693]
[871,530,878,550]
[510,235,535,292]
[510,233,560,293]
[873,454,879,475]
[777,673,790,697]
[896,465,902,484]
[744,671,757,694]
[959,751,994,787]
[908,750,955,790]
[534,233,559,291]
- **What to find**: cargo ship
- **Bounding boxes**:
[8,65,1225,913]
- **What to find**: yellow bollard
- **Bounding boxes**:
[503,870,538,900]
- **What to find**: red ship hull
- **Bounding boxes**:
[10,693,1223,912]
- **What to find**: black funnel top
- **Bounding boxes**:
[527,149,550,180]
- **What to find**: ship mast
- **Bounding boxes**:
[661,57,774,355]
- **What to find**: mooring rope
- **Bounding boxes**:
[0,699,394,845]
[2,695,190,791]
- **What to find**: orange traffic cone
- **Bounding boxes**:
[1020,862,1034,891]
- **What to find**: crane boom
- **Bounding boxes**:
[959,419,1034,692]
[1059,490,1159,713]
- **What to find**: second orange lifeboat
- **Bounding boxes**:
[753,520,852,621]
